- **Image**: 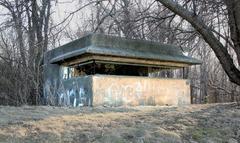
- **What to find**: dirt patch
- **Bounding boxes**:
[0,103,239,143]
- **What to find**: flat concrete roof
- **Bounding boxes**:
[45,34,201,68]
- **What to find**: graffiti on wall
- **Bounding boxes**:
[93,76,190,106]
[44,77,91,106]
[44,75,190,107]
[101,81,144,106]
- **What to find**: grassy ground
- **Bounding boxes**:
[0,103,239,143]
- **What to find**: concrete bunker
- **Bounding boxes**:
[43,34,201,106]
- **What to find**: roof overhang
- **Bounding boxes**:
[45,34,201,68]
[57,54,194,69]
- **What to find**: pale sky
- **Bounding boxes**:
[53,0,93,30]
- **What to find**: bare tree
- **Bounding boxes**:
[0,0,239,105]
[155,0,240,86]
[0,0,52,105]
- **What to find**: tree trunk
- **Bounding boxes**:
[156,0,240,85]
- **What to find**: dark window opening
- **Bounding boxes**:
[73,63,150,76]
[62,62,179,79]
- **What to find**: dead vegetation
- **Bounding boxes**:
[0,103,239,143]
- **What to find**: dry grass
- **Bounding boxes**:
[0,103,240,143]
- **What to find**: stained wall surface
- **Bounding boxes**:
[44,73,190,106]
[92,75,190,106]
[59,76,93,106]
[44,75,93,106]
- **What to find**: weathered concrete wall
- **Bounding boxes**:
[44,48,93,106]
[44,70,190,106]
[43,49,61,105]
[44,76,92,106]
[58,76,93,106]
[92,75,190,106]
